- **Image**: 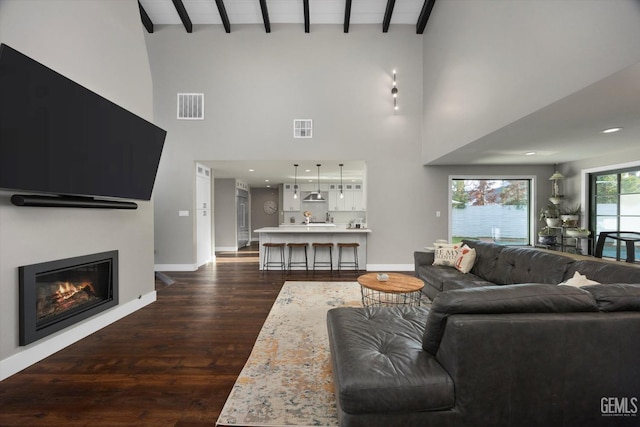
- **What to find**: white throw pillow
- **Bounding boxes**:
[560,271,600,287]
[433,244,460,267]
[454,245,477,274]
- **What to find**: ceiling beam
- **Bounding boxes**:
[303,0,310,33]
[344,0,352,33]
[171,0,193,33]
[138,1,154,33]
[215,0,231,33]
[259,0,271,33]
[416,0,437,34]
[382,0,396,33]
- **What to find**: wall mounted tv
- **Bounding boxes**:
[0,44,166,208]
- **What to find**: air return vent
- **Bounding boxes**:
[293,119,312,138]
[177,93,204,120]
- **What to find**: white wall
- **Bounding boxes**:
[421,0,640,164]
[146,25,426,269]
[0,0,157,379]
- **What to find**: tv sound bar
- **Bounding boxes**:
[11,194,138,209]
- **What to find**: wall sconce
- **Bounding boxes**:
[391,69,398,111]
[339,163,344,199]
[549,170,565,204]
[293,164,298,199]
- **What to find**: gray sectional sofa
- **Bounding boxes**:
[326,241,640,427]
[414,239,640,300]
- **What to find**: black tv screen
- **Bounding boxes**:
[0,44,166,201]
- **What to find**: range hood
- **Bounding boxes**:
[303,191,325,202]
[303,164,326,202]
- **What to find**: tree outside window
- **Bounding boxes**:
[451,179,531,245]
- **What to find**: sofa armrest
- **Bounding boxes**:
[414,250,434,268]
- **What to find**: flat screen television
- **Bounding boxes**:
[0,43,166,207]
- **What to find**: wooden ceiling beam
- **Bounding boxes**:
[215,0,231,33]
[417,0,437,34]
[259,0,271,33]
[303,0,310,33]
[138,1,154,33]
[171,0,193,33]
[382,0,395,33]
[344,0,352,33]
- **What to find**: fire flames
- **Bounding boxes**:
[37,281,99,321]
[55,281,96,302]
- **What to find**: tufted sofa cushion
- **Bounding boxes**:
[564,260,640,284]
[327,306,454,414]
[422,284,599,355]
[581,283,640,312]
[483,246,574,285]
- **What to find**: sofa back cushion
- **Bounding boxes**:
[461,239,504,279]
[564,260,640,284]
[484,247,573,285]
[581,283,640,312]
[422,284,598,355]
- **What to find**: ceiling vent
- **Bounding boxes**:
[293,119,312,138]
[177,93,204,120]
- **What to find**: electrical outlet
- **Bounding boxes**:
[436,211,441,218]
[179,210,190,217]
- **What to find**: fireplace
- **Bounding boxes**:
[19,251,118,346]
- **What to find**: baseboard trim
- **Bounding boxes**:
[366,263,415,272]
[1,291,157,381]
[215,246,237,252]
[154,264,197,272]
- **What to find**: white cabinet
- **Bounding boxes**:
[328,183,365,211]
[283,183,301,211]
[328,184,345,211]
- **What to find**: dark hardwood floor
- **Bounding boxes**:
[0,242,364,427]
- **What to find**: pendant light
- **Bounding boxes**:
[339,163,344,199]
[303,164,325,201]
[293,164,298,199]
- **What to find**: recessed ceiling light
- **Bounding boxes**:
[602,127,622,134]
[249,169,255,172]
[525,151,536,156]
[265,179,269,182]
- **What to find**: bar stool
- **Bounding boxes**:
[312,242,334,272]
[262,242,285,271]
[337,242,359,272]
[287,243,309,272]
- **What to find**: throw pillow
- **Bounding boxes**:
[433,244,460,267]
[454,245,476,274]
[560,271,600,287]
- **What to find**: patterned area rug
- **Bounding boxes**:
[216,281,363,427]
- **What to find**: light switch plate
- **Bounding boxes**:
[179,210,190,217]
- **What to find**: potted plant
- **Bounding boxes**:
[561,204,581,227]
[565,227,591,238]
[539,202,561,227]
[538,226,557,246]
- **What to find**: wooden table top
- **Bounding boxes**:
[357,273,424,293]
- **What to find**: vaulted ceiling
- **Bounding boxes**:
[138,0,436,34]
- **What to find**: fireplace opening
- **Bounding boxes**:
[19,251,118,346]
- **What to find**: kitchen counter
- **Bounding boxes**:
[254,226,370,270]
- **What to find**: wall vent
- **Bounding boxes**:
[293,119,312,138]
[177,93,204,120]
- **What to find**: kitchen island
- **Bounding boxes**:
[254,225,371,270]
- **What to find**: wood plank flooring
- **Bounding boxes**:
[0,243,365,427]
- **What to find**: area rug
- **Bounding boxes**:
[216,281,363,427]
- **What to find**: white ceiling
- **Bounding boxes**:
[139,0,425,26]
[427,61,640,166]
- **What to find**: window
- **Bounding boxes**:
[451,178,532,245]
[590,167,640,260]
